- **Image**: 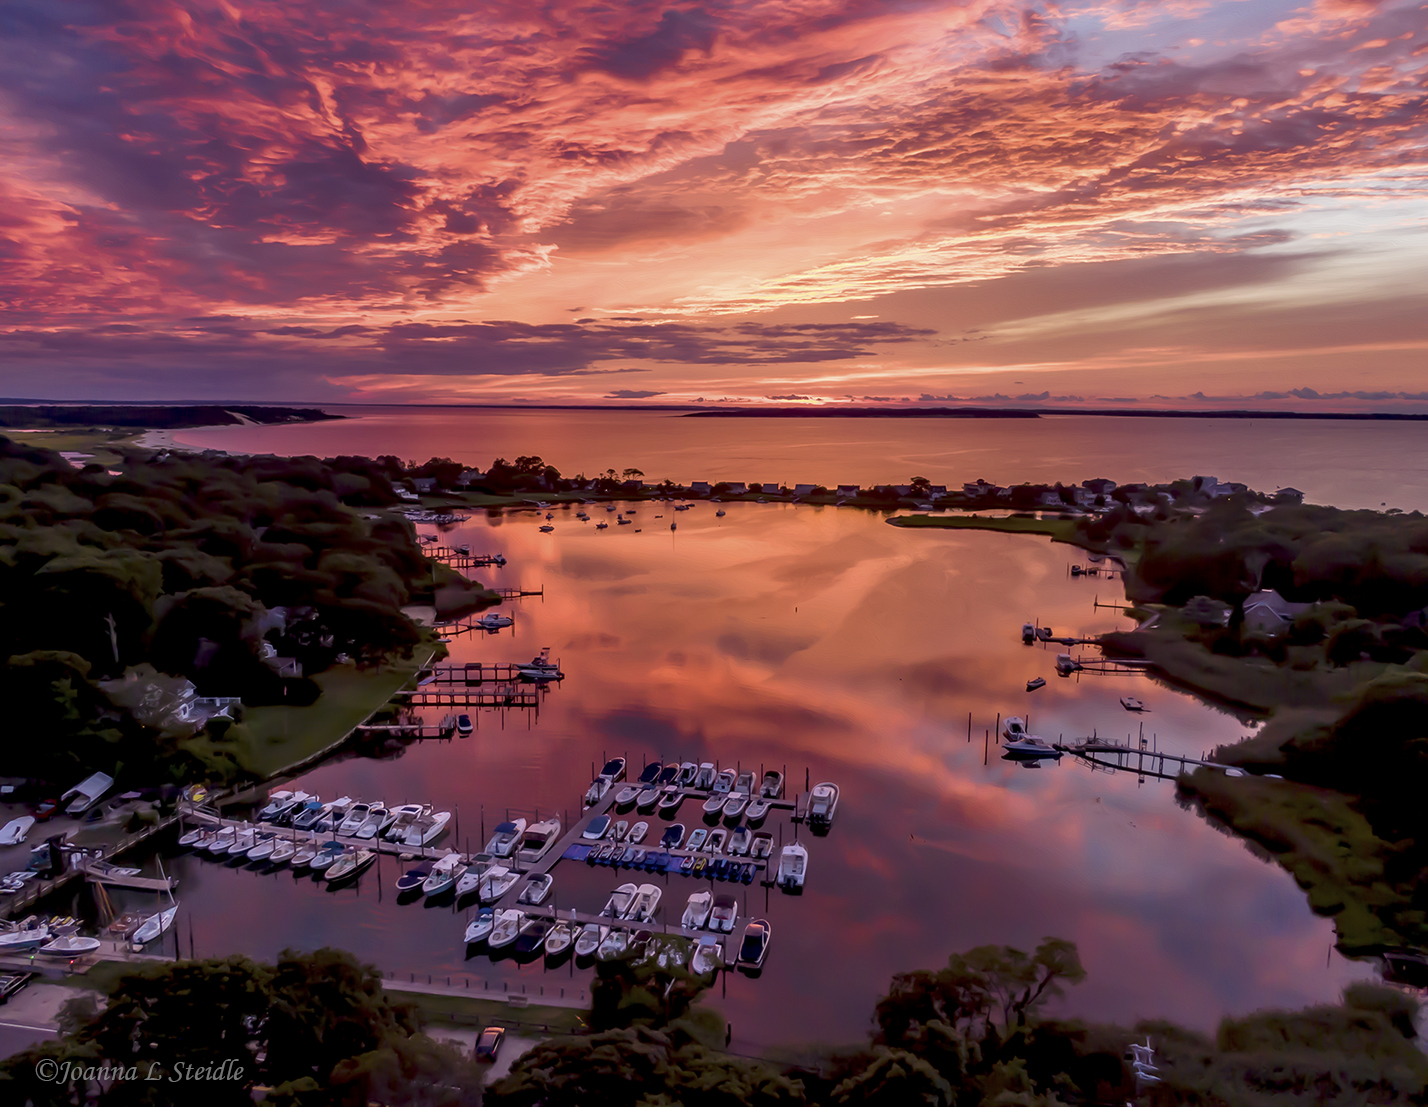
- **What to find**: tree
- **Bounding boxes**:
[829,1048,952,1107]
[623,469,644,480]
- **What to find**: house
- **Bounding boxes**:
[1241,589,1312,636]
[1273,487,1305,502]
[690,481,712,494]
[1071,487,1096,506]
[1182,596,1232,627]
[926,485,947,496]
[793,484,817,497]
[453,468,483,488]
[1082,478,1117,495]
[1037,490,1063,507]
[836,484,861,497]
[412,477,437,493]
[722,482,748,495]
[1193,475,1248,499]
[963,480,1001,497]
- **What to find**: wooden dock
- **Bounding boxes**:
[1055,739,1238,782]
[394,685,544,708]
[420,663,561,685]
[427,546,507,569]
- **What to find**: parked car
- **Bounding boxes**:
[474,1026,505,1062]
[0,972,35,1004]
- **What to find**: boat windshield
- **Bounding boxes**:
[740,932,765,960]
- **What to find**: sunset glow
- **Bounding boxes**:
[2,0,1425,404]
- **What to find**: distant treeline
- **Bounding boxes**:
[685,406,1428,419]
[0,404,341,429]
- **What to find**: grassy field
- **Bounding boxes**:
[400,989,590,1036]
[3,428,138,464]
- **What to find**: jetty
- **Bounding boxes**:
[427,546,506,569]
[1055,737,1239,782]
[420,663,562,685]
[394,685,543,709]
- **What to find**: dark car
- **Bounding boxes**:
[474,1026,505,1062]
[0,972,35,1005]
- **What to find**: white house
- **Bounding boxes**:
[1241,589,1311,636]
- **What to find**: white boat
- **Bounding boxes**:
[703,769,735,812]
[657,786,683,813]
[611,821,629,842]
[745,798,770,822]
[597,928,628,960]
[382,803,430,842]
[758,771,783,799]
[584,778,610,807]
[326,849,375,884]
[337,802,370,836]
[38,935,100,958]
[290,844,319,869]
[246,834,278,861]
[476,613,514,629]
[614,786,640,805]
[269,840,296,864]
[695,763,716,789]
[309,842,345,871]
[132,906,178,946]
[204,827,236,854]
[515,648,560,674]
[677,762,699,786]
[257,790,306,822]
[403,810,451,847]
[1121,696,1147,712]
[226,829,257,855]
[737,919,771,968]
[706,828,727,853]
[777,843,807,890]
[582,815,611,841]
[690,935,723,974]
[682,891,712,929]
[0,817,35,845]
[516,818,562,866]
[727,827,751,855]
[545,921,576,956]
[354,803,388,840]
[479,865,519,902]
[628,821,648,844]
[61,771,113,816]
[808,781,841,825]
[721,793,749,819]
[177,826,207,848]
[517,873,553,905]
[0,920,49,952]
[600,882,638,919]
[422,854,465,896]
[488,909,524,949]
[485,819,527,857]
[686,828,708,851]
[574,922,607,957]
[624,883,661,922]
[464,907,495,943]
[710,893,737,932]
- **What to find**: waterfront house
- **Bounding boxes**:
[454,468,483,488]
[691,481,712,494]
[723,482,748,495]
[1082,478,1117,495]
[793,484,817,497]
[1241,589,1311,636]
[836,484,860,497]
[412,477,438,493]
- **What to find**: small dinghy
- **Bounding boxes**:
[1120,696,1147,712]
[132,906,178,946]
[682,891,712,929]
[1026,677,1046,692]
[777,843,807,890]
[464,907,495,944]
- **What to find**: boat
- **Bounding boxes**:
[226,828,258,856]
[0,817,35,845]
[709,828,731,853]
[727,827,751,855]
[488,909,524,949]
[712,858,730,880]
[290,843,320,869]
[721,793,749,819]
[737,919,771,968]
[485,819,527,857]
[597,928,628,960]
[611,821,629,842]
[474,615,512,630]
[454,862,487,897]
[355,803,388,840]
[777,843,808,890]
[599,757,627,782]
[326,849,375,884]
[515,648,561,675]
[337,802,371,836]
[677,762,698,786]
[516,818,562,866]
[629,847,647,867]
[132,906,178,946]
[479,866,518,902]
[635,761,663,785]
[628,821,649,844]
[1022,621,1036,643]
[690,935,723,974]
[403,811,451,847]
[514,917,553,954]
[686,828,708,851]
[539,524,554,532]
[599,882,638,919]
[758,771,783,799]
[309,841,345,871]
[659,823,686,849]
[0,920,49,952]
[710,893,738,932]
[682,891,712,929]
[269,840,296,865]
[396,865,430,893]
[703,769,736,811]
[574,923,607,957]
[422,854,465,896]
[624,883,661,922]
[1121,696,1147,712]
[61,771,113,816]
[1000,718,1062,759]
[246,834,279,861]
[517,873,554,905]
[808,781,841,826]
[695,763,716,789]
[636,784,661,808]
[204,827,237,855]
[745,798,770,822]
[293,800,338,832]
[177,826,209,848]
[670,523,676,531]
[584,778,610,807]
[257,790,306,823]
[715,509,726,518]
[382,803,430,841]
[38,935,101,958]
[657,786,683,813]
[1027,677,1046,692]
[106,913,141,939]
[464,907,496,943]
[617,517,631,524]
[657,764,681,786]
[545,921,576,956]
[582,814,611,840]
[614,785,640,805]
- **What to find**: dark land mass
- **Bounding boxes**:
[0,405,341,429]
[686,406,1428,420]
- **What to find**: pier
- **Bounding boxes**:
[420,663,562,685]
[427,546,507,569]
[393,685,544,709]
[1055,738,1239,782]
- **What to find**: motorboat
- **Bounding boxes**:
[739,861,757,884]
[658,939,689,970]
[599,758,627,783]
[703,769,736,810]
[618,846,636,866]
[597,928,628,960]
[657,786,683,814]
[628,847,646,867]
[309,841,345,871]
[611,821,629,842]
[808,781,841,826]
[635,761,663,786]
[516,818,562,866]
[712,858,731,880]
[269,840,296,865]
[721,793,749,820]
[582,815,611,841]
[479,866,519,902]
[745,798,770,822]
[1027,677,1046,692]
[464,907,496,944]
[617,516,631,525]
[204,827,237,855]
[0,919,49,952]
[695,763,716,789]
[1121,696,1147,712]
[686,828,708,851]
[539,524,554,532]
[226,828,258,856]
[584,778,610,807]
[515,648,561,675]
[517,873,554,905]
[682,891,712,929]
[737,919,771,968]
[485,819,527,857]
[575,922,607,957]
[422,854,465,896]
[514,917,553,955]
[488,909,524,949]
[286,800,325,830]
[403,811,451,847]
[455,861,488,897]
[680,855,695,875]
[291,844,319,869]
[382,803,430,841]
[690,935,723,974]
[614,785,640,805]
[246,834,279,861]
[355,804,388,840]
[777,843,808,890]
[624,883,661,922]
[677,762,699,786]
[1000,720,1062,760]
[39,935,101,958]
[337,802,371,836]
[326,849,375,885]
[0,817,35,845]
[396,865,430,892]
[132,905,178,946]
[544,921,576,957]
[659,823,685,849]
[256,790,298,822]
[706,828,728,853]
[758,771,783,799]
[599,882,638,919]
[710,894,737,933]
[727,827,751,855]
[474,615,512,631]
[657,764,680,787]
[628,822,649,844]
[715,509,726,517]
[636,784,661,808]
[177,826,207,848]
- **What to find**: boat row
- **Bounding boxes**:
[586,759,792,823]
[179,826,378,884]
[245,792,453,847]
[0,914,143,958]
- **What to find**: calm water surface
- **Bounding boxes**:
[109,499,1369,1054]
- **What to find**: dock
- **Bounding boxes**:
[427,547,506,569]
[1055,738,1238,781]
[177,806,470,864]
[420,663,561,685]
[75,858,178,893]
[393,685,544,709]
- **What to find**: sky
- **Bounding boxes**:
[0,0,1425,407]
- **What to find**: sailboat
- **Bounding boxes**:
[132,859,179,948]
